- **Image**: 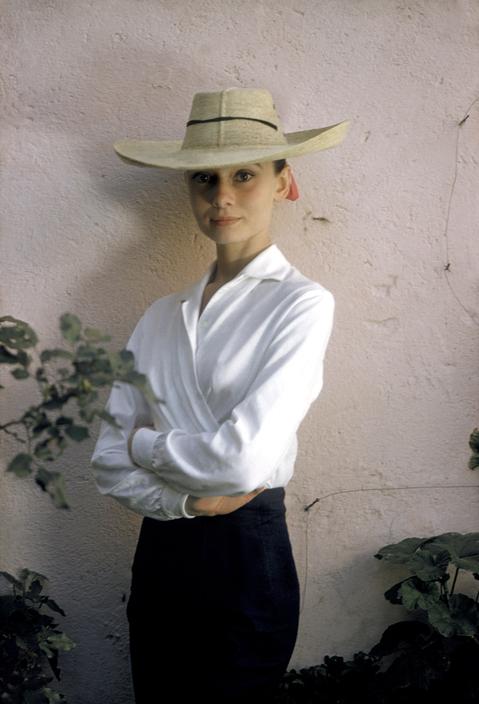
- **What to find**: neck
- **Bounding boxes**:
[211,236,273,284]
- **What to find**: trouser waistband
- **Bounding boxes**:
[234,486,285,512]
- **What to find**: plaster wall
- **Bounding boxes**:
[1,1,479,702]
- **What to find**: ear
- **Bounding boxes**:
[273,164,292,202]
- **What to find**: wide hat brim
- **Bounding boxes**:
[113,120,350,170]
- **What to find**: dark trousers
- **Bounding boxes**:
[126,487,300,703]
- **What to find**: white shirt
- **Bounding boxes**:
[90,243,335,521]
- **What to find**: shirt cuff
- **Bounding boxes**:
[161,485,196,520]
[131,428,195,520]
[181,494,196,519]
[131,427,163,470]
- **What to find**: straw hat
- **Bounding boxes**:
[113,87,350,171]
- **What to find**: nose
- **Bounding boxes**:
[211,177,234,208]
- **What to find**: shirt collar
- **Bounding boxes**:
[179,243,291,303]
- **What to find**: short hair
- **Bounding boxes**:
[273,159,287,174]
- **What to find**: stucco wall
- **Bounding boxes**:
[1,1,479,702]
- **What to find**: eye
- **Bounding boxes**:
[190,172,211,184]
[235,170,254,182]
[189,170,255,185]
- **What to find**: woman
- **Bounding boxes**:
[90,87,349,703]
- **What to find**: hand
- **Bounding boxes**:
[185,486,267,517]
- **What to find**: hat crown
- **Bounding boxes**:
[181,88,288,151]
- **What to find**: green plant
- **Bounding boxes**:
[0,313,159,508]
[1,313,159,702]
[274,529,479,703]
[375,531,479,636]
[469,428,479,470]
[0,568,75,703]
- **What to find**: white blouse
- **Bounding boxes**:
[90,243,335,521]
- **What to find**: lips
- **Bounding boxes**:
[211,217,241,225]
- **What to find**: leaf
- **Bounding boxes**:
[375,536,435,566]
[384,578,411,605]
[18,570,47,595]
[0,315,38,348]
[83,327,111,342]
[6,452,33,477]
[40,348,74,363]
[406,548,450,581]
[38,637,56,659]
[11,367,30,379]
[35,468,69,509]
[0,570,23,590]
[64,424,89,441]
[59,313,82,343]
[47,425,61,439]
[423,600,458,637]
[43,597,66,618]
[0,343,19,364]
[394,578,479,639]
[18,568,49,595]
[45,632,76,653]
[469,428,479,470]
[429,532,479,574]
[40,688,67,704]
[446,593,479,636]
[469,428,479,454]
[32,412,52,435]
[76,386,99,409]
[368,620,432,658]
[399,578,441,612]
[78,405,98,423]
[108,348,135,375]
[33,438,57,462]
[55,416,73,427]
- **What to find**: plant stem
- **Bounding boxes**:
[450,567,460,596]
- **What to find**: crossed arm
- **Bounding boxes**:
[90,289,334,520]
[126,424,265,516]
[126,290,335,496]
[90,375,264,520]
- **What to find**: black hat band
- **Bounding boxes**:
[186,116,278,131]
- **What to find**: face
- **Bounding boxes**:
[183,161,291,246]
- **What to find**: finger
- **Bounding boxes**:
[246,487,264,496]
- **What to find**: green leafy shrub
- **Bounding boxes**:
[275,530,479,703]
[1,313,159,508]
[1,313,159,702]
[0,568,75,703]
